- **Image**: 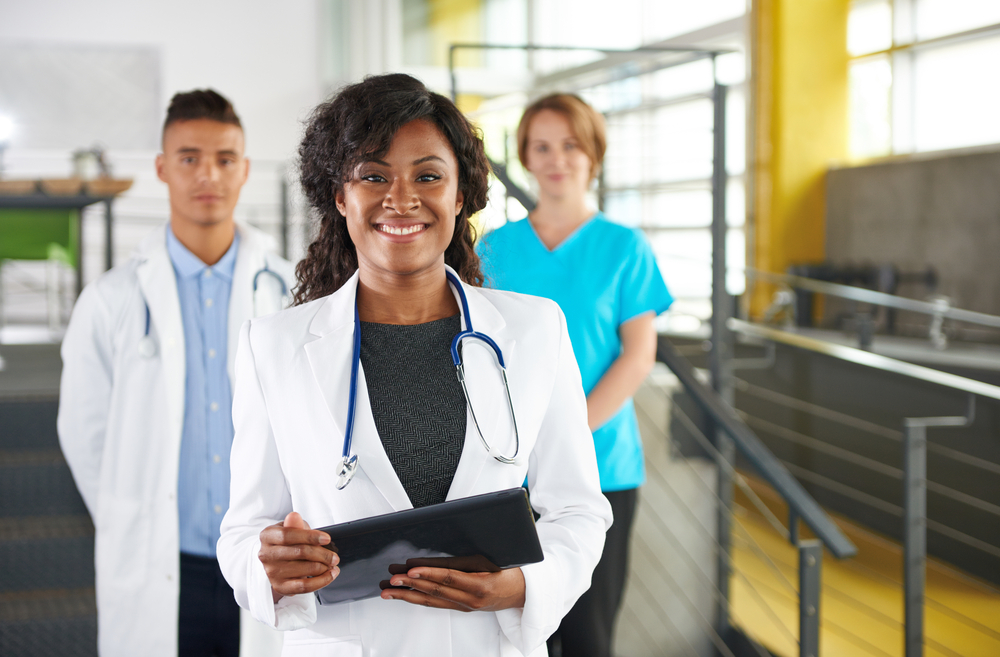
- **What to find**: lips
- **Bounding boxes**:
[195,194,222,202]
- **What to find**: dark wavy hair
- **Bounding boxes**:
[293,73,490,305]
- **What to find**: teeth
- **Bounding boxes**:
[379,224,424,236]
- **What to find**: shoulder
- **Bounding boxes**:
[247,295,325,343]
[589,214,647,248]
[475,286,564,333]
[479,219,529,249]
[80,258,141,309]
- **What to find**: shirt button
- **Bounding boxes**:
[208,348,216,359]
[210,402,219,412]
[213,454,221,464]
[204,269,213,278]
[214,505,223,514]
[205,298,214,308]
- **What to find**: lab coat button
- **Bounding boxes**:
[166,574,172,581]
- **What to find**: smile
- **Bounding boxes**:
[378,224,426,236]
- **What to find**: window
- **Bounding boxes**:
[848,0,1000,157]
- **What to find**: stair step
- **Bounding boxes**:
[0,451,87,517]
[0,533,94,593]
[0,589,96,657]
[0,400,60,451]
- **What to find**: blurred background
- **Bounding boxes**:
[2,1,1000,656]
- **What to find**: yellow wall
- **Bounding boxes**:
[751,0,850,316]
[427,0,483,113]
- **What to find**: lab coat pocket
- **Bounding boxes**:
[94,493,151,592]
[282,636,363,657]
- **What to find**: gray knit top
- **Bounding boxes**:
[359,315,467,508]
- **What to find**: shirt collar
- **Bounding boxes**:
[166,225,240,281]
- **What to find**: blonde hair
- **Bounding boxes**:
[516,93,606,181]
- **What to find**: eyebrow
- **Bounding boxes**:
[363,155,447,166]
[175,148,240,157]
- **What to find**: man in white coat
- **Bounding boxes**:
[58,89,293,657]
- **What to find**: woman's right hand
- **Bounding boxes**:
[259,512,340,603]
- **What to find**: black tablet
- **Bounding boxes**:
[314,487,543,605]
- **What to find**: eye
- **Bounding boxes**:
[564,142,578,151]
[416,173,442,182]
[360,173,387,183]
[534,144,548,153]
[182,156,197,165]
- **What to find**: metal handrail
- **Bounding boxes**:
[729,319,1000,401]
[657,339,858,559]
[747,268,1000,330]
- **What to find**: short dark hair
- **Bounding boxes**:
[293,73,490,305]
[162,89,242,135]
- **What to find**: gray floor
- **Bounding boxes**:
[613,369,718,657]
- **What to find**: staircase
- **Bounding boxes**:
[0,344,97,656]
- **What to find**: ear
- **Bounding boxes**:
[155,153,166,183]
[335,187,348,217]
[241,157,251,186]
[454,189,464,218]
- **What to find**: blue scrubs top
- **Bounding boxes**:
[478,213,672,491]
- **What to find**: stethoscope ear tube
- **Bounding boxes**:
[138,303,157,359]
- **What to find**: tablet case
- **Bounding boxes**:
[314,487,543,605]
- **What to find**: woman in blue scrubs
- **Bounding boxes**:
[478,93,673,657]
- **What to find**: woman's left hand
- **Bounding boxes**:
[381,565,526,612]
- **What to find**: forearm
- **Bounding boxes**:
[585,312,657,431]
[586,351,654,430]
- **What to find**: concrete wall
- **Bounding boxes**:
[826,147,1000,316]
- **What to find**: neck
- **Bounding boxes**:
[170,218,236,265]
[356,263,459,325]
[529,195,594,250]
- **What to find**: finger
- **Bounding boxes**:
[273,566,340,596]
[388,571,484,609]
[380,586,469,612]
[265,559,334,581]
[260,543,338,567]
[283,511,312,531]
[260,525,330,547]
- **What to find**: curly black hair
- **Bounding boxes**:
[293,73,490,305]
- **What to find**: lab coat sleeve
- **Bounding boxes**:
[57,283,116,518]
[495,304,614,654]
[218,320,318,630]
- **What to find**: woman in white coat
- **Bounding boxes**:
[217,74,613,656]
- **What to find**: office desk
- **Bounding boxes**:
[0,194,117,295]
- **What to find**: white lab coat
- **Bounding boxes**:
[57,223,294,657]
[218,266,613,657]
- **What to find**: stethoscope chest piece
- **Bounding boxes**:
[137,335,157,359]
[336,455,359,490]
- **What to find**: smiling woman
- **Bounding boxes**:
[216,73,613,657]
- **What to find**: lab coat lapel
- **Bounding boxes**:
[446,274,517,500]
[302,272,412,511]
[135,227,186,457]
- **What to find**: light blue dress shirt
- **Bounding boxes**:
[478,214,673,491]
[167,227,240,557]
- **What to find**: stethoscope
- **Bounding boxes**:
[137,263,288,359]
[335,270,521,489]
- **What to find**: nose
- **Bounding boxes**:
[196,160,221,183]
[383,177,420,214]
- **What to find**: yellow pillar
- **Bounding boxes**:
[427,0,483,113]
[750,0,850,316]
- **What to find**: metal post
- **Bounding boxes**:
[903,421,926,657]
[103,199,114,271]
[900,397,973,657]
[799,540,822,657]
[279,172,290,260]
[789,507,800,546]
[709,80,733,640]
